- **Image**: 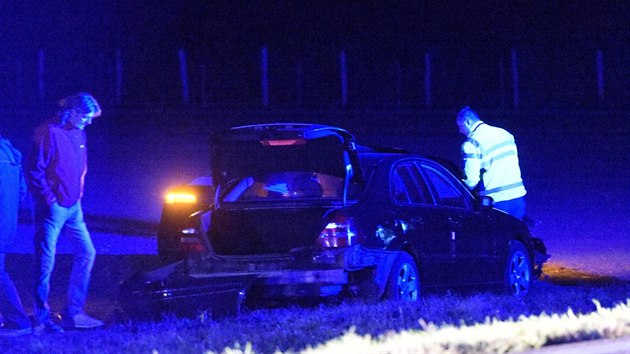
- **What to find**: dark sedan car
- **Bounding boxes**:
[121,123,548,318]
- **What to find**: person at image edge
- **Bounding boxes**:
[0,135,32,337]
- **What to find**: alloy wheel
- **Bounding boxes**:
[395,262,419,301]
[508,249,531,297]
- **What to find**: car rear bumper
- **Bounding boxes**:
[119,262,254,319]
[119,247,394,318]
[190,267,349,298]
[120,264,350,319]
[189,246,397,299]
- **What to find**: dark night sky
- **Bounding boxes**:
[1,1,629,109]
[2,1,628,53]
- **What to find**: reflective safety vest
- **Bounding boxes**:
[460,121,526,202]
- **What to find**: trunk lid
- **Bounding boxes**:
[209,123,362,256]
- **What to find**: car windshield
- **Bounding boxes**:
[222,171,344,202]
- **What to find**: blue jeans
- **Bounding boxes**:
[33,201,95,324]
[494,196,526,220]
[0,253,31,328]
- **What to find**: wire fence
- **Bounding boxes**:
[0,41,629,110]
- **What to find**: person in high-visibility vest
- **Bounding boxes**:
[456,106,527,220]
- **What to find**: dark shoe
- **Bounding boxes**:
[0,323,32,337]
[65,312,103,329]
[33,321,64,334]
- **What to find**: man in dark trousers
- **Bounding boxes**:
[27,92,104,333]
[0,135,31,337]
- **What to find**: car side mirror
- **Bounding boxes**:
[479,196,494,209]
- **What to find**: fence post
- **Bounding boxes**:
[38,49,45,103]
[115,49,123,106]
[16,61,24,104]
[596,50,604,104]
[261,46,269,107]
[199,64,208,107]
[340,50,348,107]
[424,51,432,108]
[178,48,190,105]
[499,60,505,108]
[296,61,303,106]
[511,47,519,109]
[395,61,402,109]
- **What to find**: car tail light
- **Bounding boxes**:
[179,227,207,253]
[165,192,198,204]
[317,220,357,248]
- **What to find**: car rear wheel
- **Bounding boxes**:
[505,240,532,297]
[385,252,420,302]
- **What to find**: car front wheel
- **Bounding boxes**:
[505,240,533,297]
[385,252,420,302]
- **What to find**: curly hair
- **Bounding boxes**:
[58,92,102,125]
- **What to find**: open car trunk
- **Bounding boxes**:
[208,123,363,256]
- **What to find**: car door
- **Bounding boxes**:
[390,160,460,288]
[418,162,500,285]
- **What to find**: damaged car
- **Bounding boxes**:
[120,123,549,319]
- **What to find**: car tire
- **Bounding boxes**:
[384,252,420,302]
[505,240,533,297]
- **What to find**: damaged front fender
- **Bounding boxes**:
[531,237,550,278]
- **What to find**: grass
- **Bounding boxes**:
[301,299,630,354]
[1,265,629,354]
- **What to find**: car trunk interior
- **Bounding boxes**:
[212,135,349,187]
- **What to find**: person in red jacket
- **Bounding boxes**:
[0,135,31,337]
[27,92,104,333]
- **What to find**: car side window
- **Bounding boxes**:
[391,170,409,203]
[392,163,432,205]
[421,164,470,209]
[409,163,434,203]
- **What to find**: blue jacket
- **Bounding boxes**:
[0,136,27,252]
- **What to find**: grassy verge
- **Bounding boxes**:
[300,299,630,354]
[1,265,628,353]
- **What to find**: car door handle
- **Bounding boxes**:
[410,217,423,224]
[448,217,462,228]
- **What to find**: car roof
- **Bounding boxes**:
[356,146,465,181]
